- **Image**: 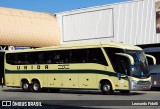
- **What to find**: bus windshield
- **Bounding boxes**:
[125,50,150,78]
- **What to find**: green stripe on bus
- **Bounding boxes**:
[5,69,117,77]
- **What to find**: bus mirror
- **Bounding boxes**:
[115,53,135,65]
[145,54,156,65]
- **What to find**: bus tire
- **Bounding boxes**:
[32,81,41,92]
[100,82,113,95]
[119,90,130,94]
[22,81,30,92]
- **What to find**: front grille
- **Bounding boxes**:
[137,81,150,85]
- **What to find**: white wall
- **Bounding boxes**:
[56,0,158,45]
[62,8,113,41]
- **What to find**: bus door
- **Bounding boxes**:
[115,53,134,90]
[0,51,4,85]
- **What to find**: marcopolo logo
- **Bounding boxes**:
[2,101,11,106]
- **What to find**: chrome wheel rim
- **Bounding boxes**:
[103,84,110,92]
[33,83,39,91]
[23,83,28,90]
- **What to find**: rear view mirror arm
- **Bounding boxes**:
[145,54,156,65]
[115,53,134,65]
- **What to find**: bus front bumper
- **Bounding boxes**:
[130,80,151,91]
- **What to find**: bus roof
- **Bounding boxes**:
[5,42,142,53]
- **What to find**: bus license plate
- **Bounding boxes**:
[142,86,146,89]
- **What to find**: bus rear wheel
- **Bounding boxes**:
[22,82,30,92]
[100,82,113,95]
[32,81,41,92]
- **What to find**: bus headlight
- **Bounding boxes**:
[131,67,136,72]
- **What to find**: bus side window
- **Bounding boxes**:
[105,47,124,72]
[47,55,54,64]
[88,48,108,66]
[71,49,88,63]
[17,53,27,65]
[27,52,32,64]
[54,52,60,64]
[6,53,16,65]
[116,56,130,75]
[58,50,71,64]
[42,51,52,64]
[38,52,44,64]
[28,52,38,64]
[54,50,71,64]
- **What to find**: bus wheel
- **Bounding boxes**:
[32,81,41,92]
[22,82,30,92]
[119,90,130,94]
[100,82,113,95]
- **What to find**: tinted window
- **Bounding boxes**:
[17,53,28,64]
[6,48,108,66]
[54,50,71,64]
[71,49,88,63]
[105,48,129,74]
[26,52,39,64]
[116,56,130,75]
[6,53,16,65]
[88,48,108,65]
